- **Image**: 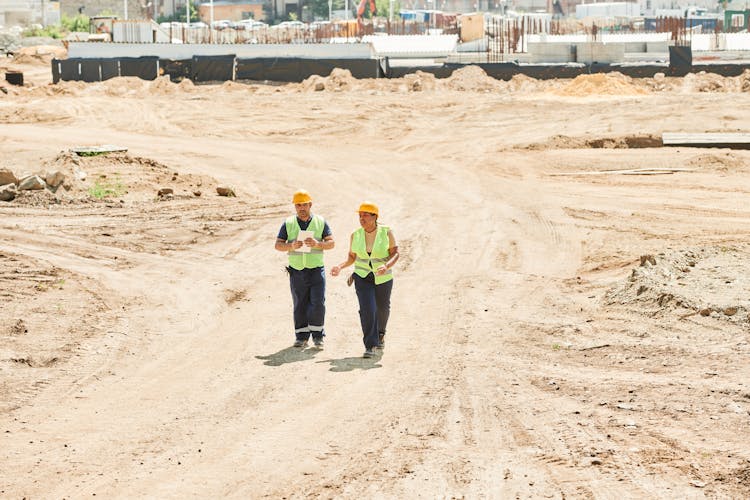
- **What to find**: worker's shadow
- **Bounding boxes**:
[317,351,383,372]
[256,346,321,367]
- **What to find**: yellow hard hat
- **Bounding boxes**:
[292,189,312,204]
[357,202,379,215]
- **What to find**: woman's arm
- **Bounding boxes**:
[376,229,399,275]
[331,234,356,276]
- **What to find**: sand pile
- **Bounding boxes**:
[402,71,437,91]
[300,68,359,92]
[0,150,221,206]
[739,69,750,92]
[506,73,543,93]
[552,72,648,96]
[683,71,737,93]
[11,45,66,65]
[525,133,661,150]
[442,65,505,92]
[103,76,147,97]
[605,246,750,326]
[149,75,181,95]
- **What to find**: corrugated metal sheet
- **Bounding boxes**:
[113,21,154,43]
[362,34,458,58]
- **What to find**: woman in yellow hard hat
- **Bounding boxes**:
[331,202,399,358]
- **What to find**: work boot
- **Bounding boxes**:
[293,339,308,348]
[376,333,385,349]
[313,338,324,349]
[363,348,374,358]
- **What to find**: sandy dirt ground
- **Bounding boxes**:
[2,52,750,498]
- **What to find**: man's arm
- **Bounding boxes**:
[276,238,303,252]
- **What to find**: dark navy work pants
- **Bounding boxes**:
[288,266,326,341]
[354,273,393,349]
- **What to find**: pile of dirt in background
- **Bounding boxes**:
[552,72,649,96]
[11,45,66,65]
[441,65,506,92]
[402,70,437,91]
[604,246,750,326]
[6,150,224,207]
[506,73,545,93]
[683,71,739,93]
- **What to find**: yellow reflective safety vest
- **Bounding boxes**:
[352,225,393,285]
[286,215,325,270]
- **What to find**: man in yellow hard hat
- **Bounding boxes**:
[275,189,335,349]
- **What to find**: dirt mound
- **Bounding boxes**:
[179,78,195,91]
[605,246,750,325]
[149,75,176,94]
[740,69,750,92]
[526,134,661,150]
[442,65,504,92]
[299,68,359,92]
[683,71,737,93]
[3,150,223,206]
[103,76,147,97]
[11,45,66,65]
[506,73,542,93]
[552,72,649,96]
[402,70,437,92]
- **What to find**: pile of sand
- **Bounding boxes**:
[682,71,738,93]
[441,65,505,92]
[3,150,221,206]
[12,45,66,65]
[605,246,750,325]
[506,73,543,93]
[300,68,359,92]
[103,76,147,97]
[739,69,750,92]
[402,70,437,92]
[552,72,649,96]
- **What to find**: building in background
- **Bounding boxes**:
[198,0,266,22]
[1,0,61,26]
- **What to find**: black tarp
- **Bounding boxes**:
[101,59,119,81]
[669,46,692,76]
[51,59,61,84]
[59,58,81,81]
[692,63,750,77]
[236,58,382,82]
[159,59,192,82]
[191,54,235,82]
[119,56,159,80]
[80,59,103,82]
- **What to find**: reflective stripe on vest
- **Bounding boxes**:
[286,215,325,270]
[352,225,393,285]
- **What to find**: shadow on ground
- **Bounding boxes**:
[316,351,383,372]
[256,346,322,366]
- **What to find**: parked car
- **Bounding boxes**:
[211,19,233,30]
[234,19,267,30]
[275,20,306,29]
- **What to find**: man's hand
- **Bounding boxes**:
[304,237,318,248]
[291,240,303,250]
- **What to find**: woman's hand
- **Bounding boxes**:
[331,265,341,277]
[376,265,388,276]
